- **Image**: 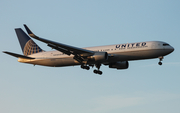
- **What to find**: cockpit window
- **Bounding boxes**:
[163,43,170,46]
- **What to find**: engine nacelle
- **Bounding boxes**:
[109,61,129,69]
[88,52,108,62]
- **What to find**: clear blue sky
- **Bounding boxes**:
[0,0,180,113]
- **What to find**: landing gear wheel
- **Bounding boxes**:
[93,70,102,75]
[85,66,90,70]
[93,69,98,73]
[158,62,162,65]
[158,56,163,66]
[93,64,103,75]
[98,71,102,75]
[81,65,90,70]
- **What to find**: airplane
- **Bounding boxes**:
[3,24,174,75]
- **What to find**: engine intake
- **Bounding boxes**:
[109,61,129,69]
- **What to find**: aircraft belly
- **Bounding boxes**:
[59,58,79,67]
[19,57,78,67]
[109,49,167,61]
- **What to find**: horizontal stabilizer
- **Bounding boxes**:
[3,51,35,59]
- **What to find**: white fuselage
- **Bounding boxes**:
[18,41,174,67]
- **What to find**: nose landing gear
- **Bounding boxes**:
[158,56,163,65]
[158,62,162,65]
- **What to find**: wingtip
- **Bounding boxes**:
[23,24,32,34]
[23,24,36,38]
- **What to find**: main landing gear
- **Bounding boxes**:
[81,64,103,75]
[158,56,163,65]
[81,64,90,70]
[93,64,103,75]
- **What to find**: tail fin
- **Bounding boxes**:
[15,28,43,56]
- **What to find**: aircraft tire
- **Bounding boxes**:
[158,62,162,65]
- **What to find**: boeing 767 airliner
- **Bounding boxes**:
[3,25,174,75]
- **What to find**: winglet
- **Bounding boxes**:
[23,24,37,38]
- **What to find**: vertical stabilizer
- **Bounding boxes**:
[15,28,43,56]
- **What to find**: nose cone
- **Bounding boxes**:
[163,45,174,56]
[170,46,174,53]
[168,46,174,53]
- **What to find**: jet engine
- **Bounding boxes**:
[109,61,129,69]
[88,52,108,62]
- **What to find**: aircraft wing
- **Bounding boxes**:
[3,51,35,59]
[24,24,94,56]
